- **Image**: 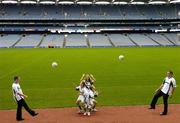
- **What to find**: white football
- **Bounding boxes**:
[119,55,124,60]
[52,62,58,68]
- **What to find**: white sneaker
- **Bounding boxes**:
[84,112,87,116]
[87,112,91,116]
[77,110,84,114]
[92,109,98,112]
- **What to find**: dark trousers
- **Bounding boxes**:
[16,99,35,120]
[150,90,169,114]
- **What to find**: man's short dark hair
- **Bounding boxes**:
[14,76,19,81]
[169,70,173,75]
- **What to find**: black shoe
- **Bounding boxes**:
[17,118,25,121]
[148,107,155,109]
[160,112,167,116]
[32,113,39,117]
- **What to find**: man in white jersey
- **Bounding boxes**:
[12,76,38,121]
[149,71,176,115]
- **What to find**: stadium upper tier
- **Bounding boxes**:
[0,4,179,20]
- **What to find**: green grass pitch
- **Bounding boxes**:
[0,47,180,110]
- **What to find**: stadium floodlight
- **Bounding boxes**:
[155,29,167,33]
[49,29,57,33]
[131,2,144,4]
[64,12,68,17]
[65,34,68,37]
[170,29,180,32]
[64,24,68,28]
[95,1,110,4]
[58,1,74,4]
[39,1,56,4]
[2,0,18,3]
[77,1,92,4]
[84,12,87,17]
[113,2,127,4]
[77,29,82,33]
[149,1,166,4]
[170,0,180,3]
[58,30,61,34]
[84,25,88,28]
[84,34,87,38]
[21,1,37,4]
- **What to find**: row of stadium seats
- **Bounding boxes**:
[0,4,179,20]
[0,33,179,48]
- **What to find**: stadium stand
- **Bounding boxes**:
[0,4,179,20]
[65,34,87,48]
[148,34,175,46]
[163,33,180,45]
[0,2,179,48]
[0,34,20,48]
[15,35,42,48]
[88,34,112,47]
[108,34,136,47]
[128,34,160,46]
[40,34,64,48]
[0,33,179,48]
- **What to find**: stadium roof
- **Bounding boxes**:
[1,0,180,4]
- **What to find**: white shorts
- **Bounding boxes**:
[77,95,85,103]
[85,97,95,108]
[90,98,96,105]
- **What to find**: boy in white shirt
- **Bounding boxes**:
[12,76,38,121]
[149,71,176,115]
